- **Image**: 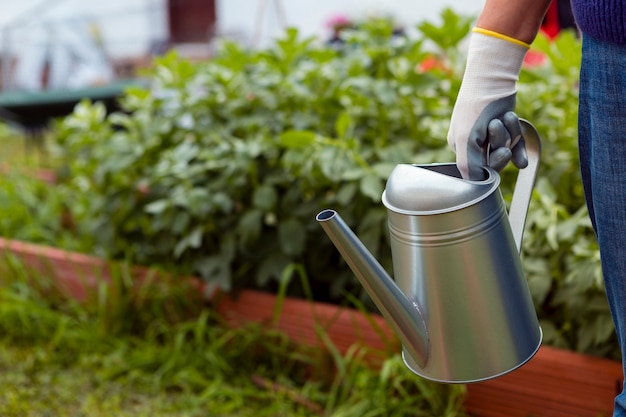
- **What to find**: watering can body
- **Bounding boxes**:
[317,120,542,384]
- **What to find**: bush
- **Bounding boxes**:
[33,11,616,358]
[51,12,470,298]
[0,172,94,253]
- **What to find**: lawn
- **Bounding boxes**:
[0,343,217,417]
[0,125,50,170]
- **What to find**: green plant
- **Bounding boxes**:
[51,13,468,300]
[0,172,93,252]
[0,124,49,169]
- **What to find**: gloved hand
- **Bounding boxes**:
[448,28,531,180]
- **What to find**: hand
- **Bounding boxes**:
[448,29,530,180]
[486,112,528,172]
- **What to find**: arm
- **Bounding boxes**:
[447,0,552,179]
[477,0,553,44]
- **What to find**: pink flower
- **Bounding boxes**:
[325,13,351,29]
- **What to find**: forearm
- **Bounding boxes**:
[476,0,553,44]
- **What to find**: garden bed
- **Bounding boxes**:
[0,237,621,417]
[215,288,622,417]
[0,236,209,302]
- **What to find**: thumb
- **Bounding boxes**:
[461,131,489,180]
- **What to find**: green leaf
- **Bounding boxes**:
[195,254,231,291]
[237,209,263,247]
[357,208,386,259]
[334,111,353,139]
[253,185,277,210]
[371,162,396,179]
[335,183,358,206]
[319,147,349,179]
[278,218,305,256]
[187,188,211,216]
[145,200,169,214]
[279,130,316,148]
[359,174,383,201]
[256,252,291,286]
[174,226,203,258]
[524,255,553,305]
[171,211,191,235]
[417,8,473,51]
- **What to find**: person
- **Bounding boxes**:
[447,0,626,415]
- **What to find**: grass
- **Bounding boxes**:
[0,124,52,170]
[0,262,468,417]
[0,344,209,417]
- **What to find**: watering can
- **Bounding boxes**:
[316,120,542,383]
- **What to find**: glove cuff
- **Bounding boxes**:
[472,27,531,49]
[458,28,529,100]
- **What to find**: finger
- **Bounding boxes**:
[511,139,528,169]
[502,112,523,148]
[488,147,512,172]
[487,119,511,149]
[463,136,489,180]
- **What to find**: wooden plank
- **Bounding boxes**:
[214,290,398,357]
[464,345,622,417]
[0,237,207,302]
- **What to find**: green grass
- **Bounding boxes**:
[0,344,209,417]
[0,123,57,171]
[0,264,468,417]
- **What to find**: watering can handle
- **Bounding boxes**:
[508,119,542,253]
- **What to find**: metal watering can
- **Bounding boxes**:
[316,120,542,383]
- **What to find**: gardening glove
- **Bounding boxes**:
[448,28,530,180]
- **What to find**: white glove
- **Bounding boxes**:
[448,28,530,180]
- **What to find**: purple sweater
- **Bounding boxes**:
[571,0,626,44]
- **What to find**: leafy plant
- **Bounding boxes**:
[0,172,93,253]
[50,14,463,300]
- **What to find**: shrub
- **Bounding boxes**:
[51,12,470,298]
[0,172,94,253]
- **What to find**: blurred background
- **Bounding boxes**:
[0,0,485,92]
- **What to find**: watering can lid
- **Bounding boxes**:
[382,163,500,214]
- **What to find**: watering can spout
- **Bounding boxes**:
[316,209,429,368]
